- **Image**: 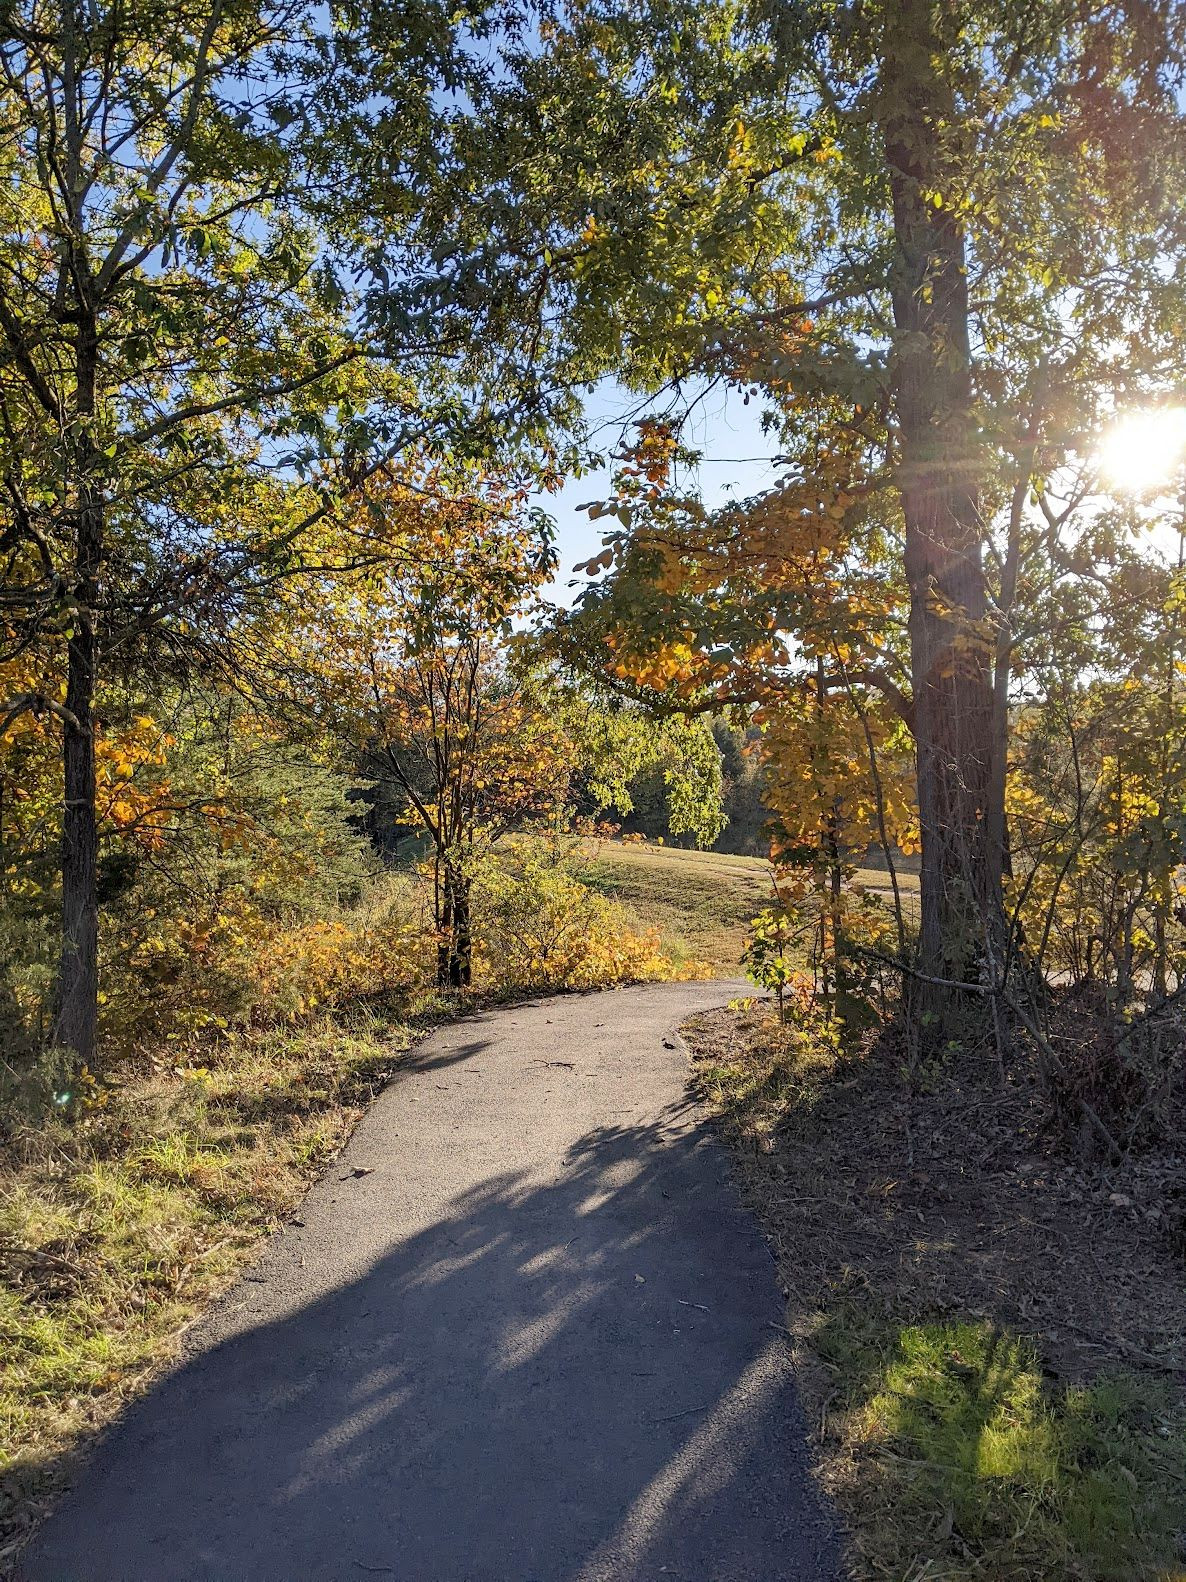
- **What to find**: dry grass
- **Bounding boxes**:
[579,841,775,971]
[685,1003,1186,1581]
[578,839,918,976]
[0,1000,448,1561]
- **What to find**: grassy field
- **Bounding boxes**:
[579,838,919,975]
[579,842,775,973]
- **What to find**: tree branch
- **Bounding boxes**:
[0,692,82,734]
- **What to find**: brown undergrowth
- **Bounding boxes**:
[685,1001,1186,1581]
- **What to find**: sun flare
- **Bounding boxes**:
[1096,407,1186,496]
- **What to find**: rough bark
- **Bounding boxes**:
[435,861,472,989]
[54,628,99,1063]
[881,0,1004,1027]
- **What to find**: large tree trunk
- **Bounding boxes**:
[882,0,1004,1029]
[52,328,102,1066]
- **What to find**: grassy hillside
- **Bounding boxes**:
[577,840,919,976]
[580,843,773,973]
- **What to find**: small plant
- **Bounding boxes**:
[473,843,702,991]
[742,905,800,1021]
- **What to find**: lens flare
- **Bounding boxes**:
[1097,407,1186,496]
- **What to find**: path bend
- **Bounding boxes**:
[25,980,841,1582]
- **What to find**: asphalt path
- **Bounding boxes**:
[26,980,841,1582]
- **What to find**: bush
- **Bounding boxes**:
[474,844,699,991]
[0,692,400,1070]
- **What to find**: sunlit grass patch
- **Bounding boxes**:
[580,842,773,971]
[577,839,919,975]
[815,1308,1186,1581]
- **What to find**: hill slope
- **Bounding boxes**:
[578,841,918,976]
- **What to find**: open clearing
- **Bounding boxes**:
[580,839,919,974]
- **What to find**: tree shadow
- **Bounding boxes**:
[399,1032,497,1074]
[21,1098,842,1582]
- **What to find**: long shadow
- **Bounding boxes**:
[400,1032,497,1074]
[21,1098,841,1582]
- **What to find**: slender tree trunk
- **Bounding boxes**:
[53,332,103,1064]
[1152,500,1185,1001]
[881,1,1003,1032]
[985,471,1027,893]
[435,858,472,989]
[435,849,452,986]
[816,657,844,1010]
[54,623,99,1062]
[452,872,472,988]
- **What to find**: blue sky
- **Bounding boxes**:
[538,379,786,607]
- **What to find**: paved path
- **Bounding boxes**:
[26,982,841,1582]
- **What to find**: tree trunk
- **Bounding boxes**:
[816,657,845,1011]
[881,0,1004,1032]
[54,626,99,1063]
[452,873,472,988]
[985,472,1028,896]
[53,331,103,1064]
[435,859,472,989]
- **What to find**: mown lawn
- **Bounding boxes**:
[579,838,919,975]
[579,842,775,972]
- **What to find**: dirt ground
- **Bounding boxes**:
[684,1002,1186,1578]
[687,1003,1185,1380]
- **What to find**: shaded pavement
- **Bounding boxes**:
[26,981,841,1582]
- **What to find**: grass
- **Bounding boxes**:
[0,1001,441,1557]
[579,838,919,975]
[814,1308,1184,1581]
[579,842,775,972]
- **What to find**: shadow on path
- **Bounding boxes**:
[24,997,841,1582]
